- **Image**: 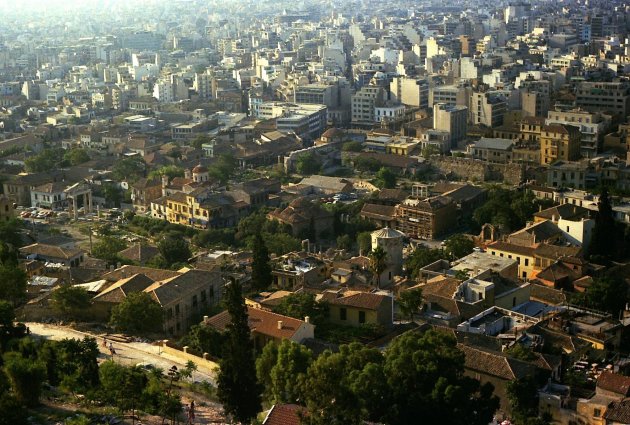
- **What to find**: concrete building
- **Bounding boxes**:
[395,196,457,240]
[540,124,582,165]
[434,103,468,148]
[468,138,515,163]
[471,91,506,128]
[351,85,386,128]
[389,76,429,109]
[545,108,611,158]
[575,81,630,117]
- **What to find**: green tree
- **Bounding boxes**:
[91,236,127,265]
[398,288,423,321]
[421,144,440,159]
[353,156,381,172]
[0,300,14,329]
[208,154,237,184]
[102,184,122,208]
[571,274,628,316]
[0,393,27,425]
[25,148,66,172]
[374,167,396,189]
[217,278,262,423]
[300,343,386,424]
[296,152,322,175]
[148,165,185,180]
[342,141,363,152]
[357,231,372,254]
[109,292,164,334]
[179,324,226,359]
[384,330,499,425]
[0,264,27,306]
[111,156,146,182]
[158,235,191,267]
[444,234,475,259]
[368,245,388,289]
[3,352,46,406]
[63,148,90,166]
[507,376,542,424]
[589,187,617,261]
[50,285,91,320]
[272,293,328,325]
[251,232,272,291]
[505,344,537,361]
[191,134,212,150]
[50,337,100,393]
[336,234,352,250]
[256,341,278,402]
[0,218,24,251]
[261,233,302,256]
[405,247,449,278]
[269,340,312,404]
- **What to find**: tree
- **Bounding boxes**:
[505,344,537,361]
[158,235,191,267]
[272,293,328,325]
[353,156,381,172]
[179,324,226,359]
[300,343,387,424]
[3,352,46,407]
[0,264,27,306]
[384,330,499,425]
[256,342,279,402]
[296,152,322,175]
[342,141,363,152]
[398,288,423,321]
[148,165,185,181]
[208,154,237,184]
[269,340,312,404]
[421,144,440,159]
[0,218,24,251]
[0,300,14,329]
[217,279,262,423]
[111,156,146,182]
[357,231,372,254]
[102,183,123,208]
[444,234,475,260]
[374,167,396,189]
[49,337,100,393]
[191,134,212,150]
[507,376,542,424]
[368,246,388,289]
[405,246,449,278]
[109,292,164,334]
[251,232,272,291]
[571,274,628,316]
[50,285,91,320]
[63,148,90,166]
[91,236,127,265]
[589,187,617,261]
[336,234,352,250]
[25,148,66,172]
[262,233,302,256]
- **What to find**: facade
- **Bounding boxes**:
[575,81,630,117]
[321,290,394,328]
[351,85,386,127]
[469,138,515,163]
[434,103,468,147]
[0,196,14,222]
[546,109,611,158]
[471,91,506,128]
[389,76,429,109]
[540,124,582,165]
[395,196,457,240]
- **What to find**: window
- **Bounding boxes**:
[513,297,517,307]
[201,290,206,302]
[359,311,366,324]
[594,408,601,418]
[175,304,180,315]
[192,295,198,308]
[167,308,173,319]
[525,259,529,266]
[340,308,347,321]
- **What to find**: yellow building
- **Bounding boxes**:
[540,124,581,165]
[385,139,419,156]
[488,241,536,280]
[164,191,244,229]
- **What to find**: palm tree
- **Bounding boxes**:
[368,245,388,289]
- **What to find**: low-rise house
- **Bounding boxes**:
[19,243,85,267]
[93,267,224,336]
[468,138,515,163]
[272,254,328,289]
[319,289,394,328]
[204,306,315,349]
[268,197,335,239]
[359,203,397,229]
[118,244,159,266]
[131,178,163,213]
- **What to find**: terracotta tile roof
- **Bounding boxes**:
[143,269,222,307]
[534,204,590,221]
[20,243,85,260]
[597,372,630,396]
[263,404,304,425]
[377,188,408,201]
[509,220,562,243]
[93,273,155,303]
[458,343,536,380]
[101,265,181,282]
[119,244,160,264]
[360,203,396,220]
[534,244,582,260]
[422,276,462,299]
[205,306,311,341]
[322,290,390,310]
[488,241,535,257]
[529,284,567,305]
[604,399,630,423]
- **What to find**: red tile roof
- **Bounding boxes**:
[263,404,304,425]
[597,372,630,396]
[205,307,311,341]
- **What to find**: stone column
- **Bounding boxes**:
[87,192,93,213]
[72,197,78,220]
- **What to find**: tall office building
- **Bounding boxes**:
[434,103,468,148]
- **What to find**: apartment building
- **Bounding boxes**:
[545,108,611,158]
[575,81,630,117]
[540,124,582,165]
[434,103,468,147]
[471,91,506,127]
[351,85,386,128]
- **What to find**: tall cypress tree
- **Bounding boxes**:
[217,278,262,423]
[251,232,272,291]
[589,187,616,261]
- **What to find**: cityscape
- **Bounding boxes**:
[2,0,630,424]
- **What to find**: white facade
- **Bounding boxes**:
[557,217,595,248]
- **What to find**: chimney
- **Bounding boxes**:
[277,320,283,330]
[203,315,209,322]
[304,316,310,324]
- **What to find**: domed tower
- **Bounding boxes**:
[192,164,209,183]
[371,227,405,285]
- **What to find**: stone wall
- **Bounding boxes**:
[429,157,524,184]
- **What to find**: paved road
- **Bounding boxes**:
[26,322,217,384]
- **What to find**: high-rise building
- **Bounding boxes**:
[471,91,506,127]
[575,81,630,117]
[434,103,468,148]
[390,76,429,109]
[351,86,386,128]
